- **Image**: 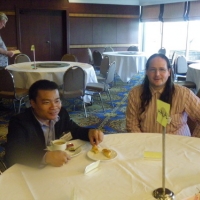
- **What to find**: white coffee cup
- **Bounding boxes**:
[50,139,66,151]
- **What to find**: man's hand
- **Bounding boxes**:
[45,151,71,167]
[88,129,104,146]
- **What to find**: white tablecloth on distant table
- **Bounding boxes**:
[187,63,200,93]
[103,51,147,82]
[6,61,97,103]
[1,133,200,200]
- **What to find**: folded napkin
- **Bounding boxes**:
[143,151,162,160]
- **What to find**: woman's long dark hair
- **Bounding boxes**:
[140,53,175,114]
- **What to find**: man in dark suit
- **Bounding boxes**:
[5,80,104,168]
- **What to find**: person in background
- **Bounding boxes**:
[126,53,200,136]
[5,80,104,168]
[0,12,14,68]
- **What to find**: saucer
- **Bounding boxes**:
[87,149,117,161]
[46,145,82,158]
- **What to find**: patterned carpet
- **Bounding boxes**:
[0,72,144,145]
[63,72,144,134]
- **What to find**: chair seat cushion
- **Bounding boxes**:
[0,88,28,99]
[86,82,108,92]
[0,91,15,98]
[60,90,84,98]
[175,81,196,88]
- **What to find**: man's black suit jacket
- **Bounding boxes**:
[5,107,90,167]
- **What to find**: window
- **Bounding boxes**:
[162,21,187,59]
[142,22,162,58]
[142,20,200,61]
[188,21,200,61]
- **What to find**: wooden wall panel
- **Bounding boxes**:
[49,10,66,60]
[0,0,139,63]
[70,18,93,45]
[68,3,139,15]
[117,18,139,44]
[93,18,117,44]
[70,48,89,63]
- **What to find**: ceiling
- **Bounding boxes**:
[68,0,198,6]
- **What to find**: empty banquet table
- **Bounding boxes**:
[187,63,200,92]
[103,51,147,82]
[0,133,200,200]
[6,61,97,103]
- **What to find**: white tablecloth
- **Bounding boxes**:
[103,51,147,82]
[0,133,200,200]
[187,63,200,93]
[6,61,97,103]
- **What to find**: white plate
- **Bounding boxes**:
[46,146,82,158]
[87,149,117,161]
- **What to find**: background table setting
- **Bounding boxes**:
[187,63,200,93]
[6,61,97,103]
[103,51,147,82]
[0,133,200,200]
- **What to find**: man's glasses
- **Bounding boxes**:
[148,68,168,74]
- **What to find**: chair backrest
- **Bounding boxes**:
[0,69,15,98]
[175,55,188,74]
[61,54,78,62]
[104,47,114,52]
[127,46,138,51]
[106,61,116,85]
[93,50,102,67]
[158,47,166,55]
[14,54,31,63]
[171,51,177,66]
[87,48,93,64]
[100,56,109,77]
[62,66,86,98]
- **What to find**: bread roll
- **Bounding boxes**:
[102,149,111,158]
[91,145,99,154]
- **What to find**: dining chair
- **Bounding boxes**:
[173,55,196,91]
[92,50,102,71]
[174,55,188,80]
[171,51,177,67]
[86,61,116,112]
[96,55,109,82]
[127,46,139,51]
[170,51,177,79]
[87,48,94,65]
[103,47,114,52]
[60,66,87,117]
[0,69,29,113]
[158,47,166,55]
[171,65,196,91]
[14,54,31,63]
[61,54,78,62]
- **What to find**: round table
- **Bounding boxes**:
[0,133,200,200]
[186,63,200,93]
[103,51,147,82]
[6,61,97,103]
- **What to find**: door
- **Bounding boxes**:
[18,9,67,61]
